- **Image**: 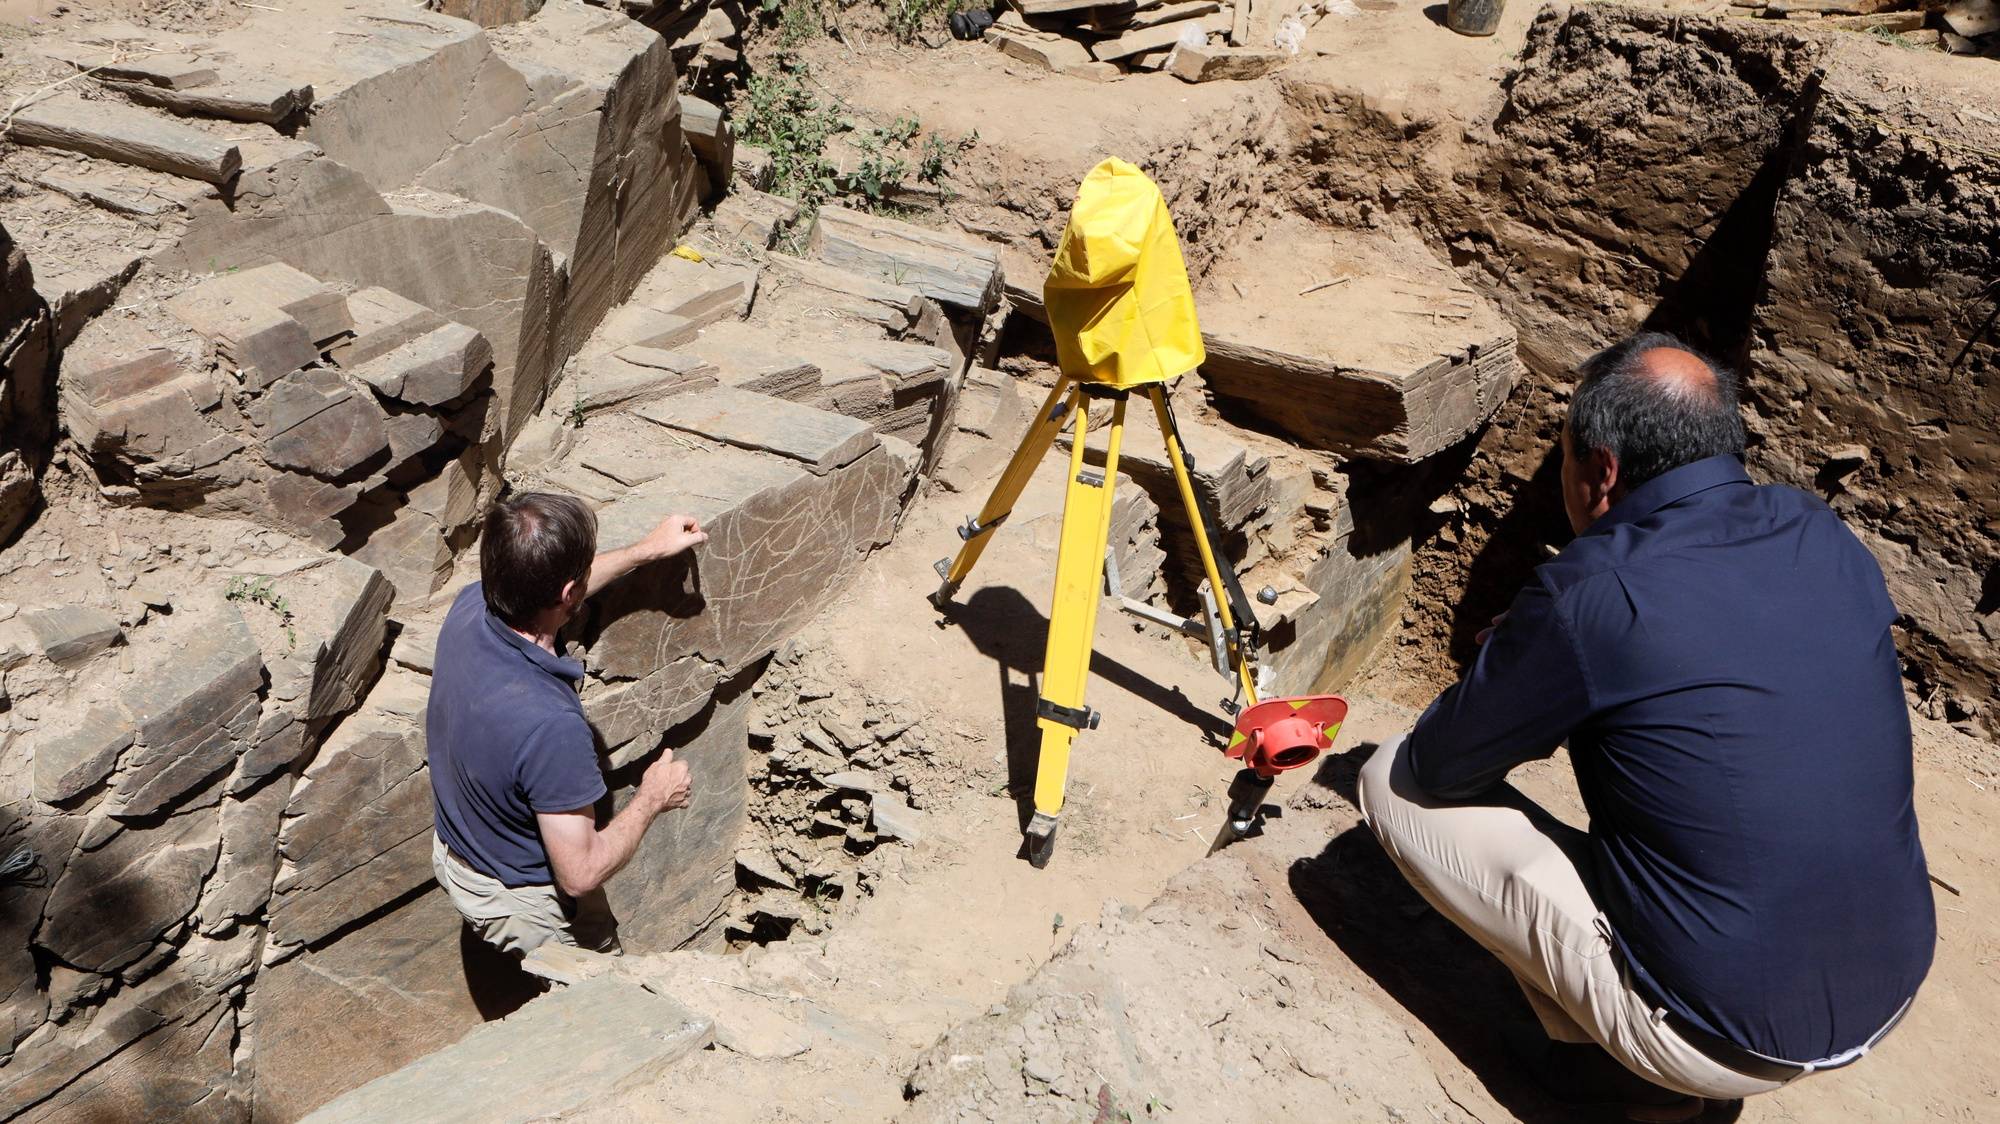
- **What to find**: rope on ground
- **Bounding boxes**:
[0,845,40,885]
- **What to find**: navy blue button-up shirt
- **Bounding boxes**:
[1409,455,1934,1062]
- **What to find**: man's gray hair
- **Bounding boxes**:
[1568,331,1747,490]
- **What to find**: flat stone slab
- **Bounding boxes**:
[8,94,242,184]
[712,189,800,250]
[632,255,759,326]
[569,348,719,417]
[301,976,712,1124]
[635,387,878,475]
[809,205,1002,314]
[1193,217,1521,463]
[22,605,122,666]
[109,74,313,126]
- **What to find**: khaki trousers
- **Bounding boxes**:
[432,835,620,957]
[1357,735,1789,1101]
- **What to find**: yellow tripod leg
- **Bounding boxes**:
[1148,385,1260,708]
[930,381,1077,609]
[1025,392,1127,867]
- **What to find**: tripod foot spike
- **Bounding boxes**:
[1024,812,1060,869]
[930,559,960,612]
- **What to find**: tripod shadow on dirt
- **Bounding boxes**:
[1289,742,1579,1124]
[949,585,1232,834]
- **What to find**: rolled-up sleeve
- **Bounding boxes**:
[1407,575,1593,799]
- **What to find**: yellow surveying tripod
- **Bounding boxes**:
[929,158,1305,867]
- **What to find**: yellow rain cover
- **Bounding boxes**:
[1042,157,1205,389]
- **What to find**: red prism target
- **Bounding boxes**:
[1225,695,1348,779]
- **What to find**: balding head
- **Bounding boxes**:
[1561,331,1746,530]
[1633,345,1723,403]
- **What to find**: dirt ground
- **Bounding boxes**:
[579,380,1998,1123]
[578,410,1998,1123]
[582,8,1998,1120]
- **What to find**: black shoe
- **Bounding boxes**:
[1502,1023,1704,1122]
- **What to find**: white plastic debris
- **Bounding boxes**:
[1274,14,1308,53]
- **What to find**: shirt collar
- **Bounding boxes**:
[482,601,585,684]
[1591,454,1751,533]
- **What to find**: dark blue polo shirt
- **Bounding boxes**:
[426,582,605,887]
[1409,455,1933,1063]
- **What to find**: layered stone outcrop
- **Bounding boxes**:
[1392,4,1999,730]
[0,221,52,544]
[164,0,703,443]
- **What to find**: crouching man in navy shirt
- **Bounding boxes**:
[1359,333,1934,1121]
[427,492,707,955]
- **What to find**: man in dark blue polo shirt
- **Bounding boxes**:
[428,492,705,955]
[1359,332,1933,1119]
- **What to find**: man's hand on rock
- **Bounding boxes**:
[639,513,707,562]
[641,748,694,813]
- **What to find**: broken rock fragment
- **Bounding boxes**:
[252,368,392,479]
[31,705,137,806]
[350,323,492,407]
[106,604,264,818]
[21,606,122,666]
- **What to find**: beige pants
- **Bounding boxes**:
[1357,735,1790,1101]
[432,835,620,957]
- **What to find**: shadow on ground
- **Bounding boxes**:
[945,585,1232,834]
[1289,742,1572,1123]
[459,923,544,1021]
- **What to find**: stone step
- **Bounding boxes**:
[565,347,720,418]
[709,188,800,250]
[811,338,957,447]
[808,205,1003,316]
[1067,401,1274,535]
[633,385,881,476]
[300,976,711,1124]
[674,319,824,401]
[952,365,1026,443]
[8,94,242,185]
[761,252,929,336]
[628,253,759,325]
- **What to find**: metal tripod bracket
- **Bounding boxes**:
[1101,549,1251,688]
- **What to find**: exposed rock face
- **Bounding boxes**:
[267,672,434,953]
[0,220,52,544]
[1746,39,2000,735]
[167,1,703,442]
[601,679,754,951]
[60,264,495,552]
[247,889,494,1123]
[37,799,222,975]
[0,0,980,1115]
[1392,5,1999,732]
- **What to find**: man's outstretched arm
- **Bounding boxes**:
[1407,578,1591,799]
[585,513,707,599]
[538,749,692,897]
